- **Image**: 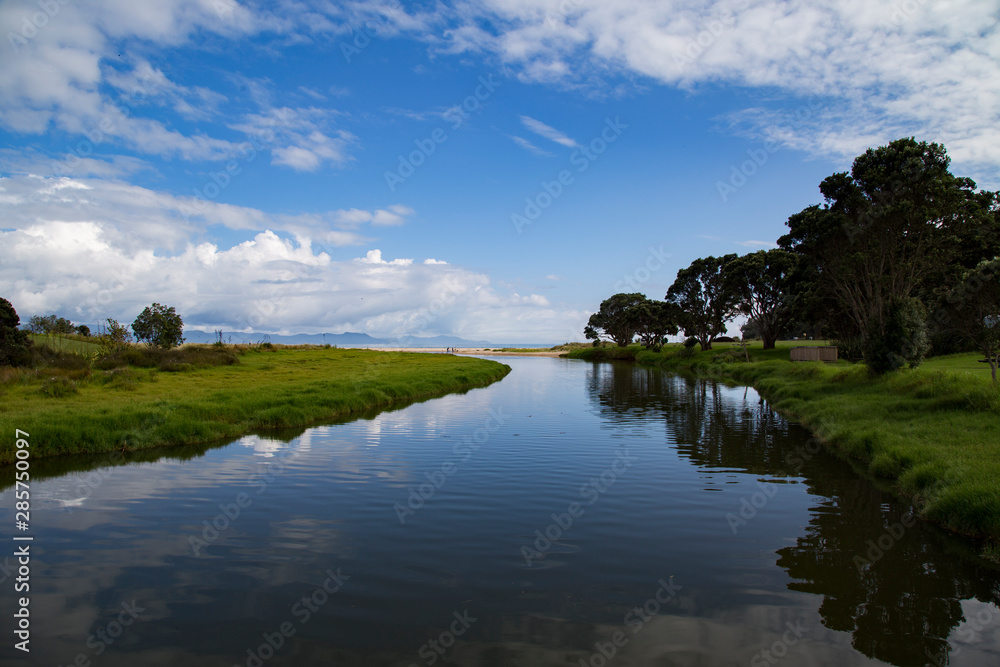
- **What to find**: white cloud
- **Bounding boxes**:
[736,240,777,248]
[0,174,578,341]
[511,135,554,157]
[519,115,580,148]
[0,1,357,168]
[434,0,1000,182]
[333,205,415,228]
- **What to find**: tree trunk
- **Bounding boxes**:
[762,334,776,350]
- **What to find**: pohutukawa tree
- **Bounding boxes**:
[666,254,739,351]
[724,249,799,350]
[634,299,681,351]
[584,293,646,347]
[779,137,991,372]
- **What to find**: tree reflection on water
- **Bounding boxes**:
[585,360,1000,667]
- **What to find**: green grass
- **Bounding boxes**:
[0,347,510,463]
[569,341,1000,551]
[29,333,102,355]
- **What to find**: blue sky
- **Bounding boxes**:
[1,0,998,343]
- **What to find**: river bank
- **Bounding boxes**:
[569,343,1000,556]
[0,347,510,463]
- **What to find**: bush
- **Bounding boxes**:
[864,297,931,374]
[683,336,698,348]
[132,303,185,349]
[96,318,133,357]
[0,298,32,366]
[39,376,78,398]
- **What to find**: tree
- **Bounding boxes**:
[666,254,739,351]
[76,324,91,337]
[27,314,75,334]
[779,138,989,372]
[584,293,646,347]
[943,259,1000,382]
[1,298,32,366]
[724,249,799,350]
[132,303,185,349]
[634,299,681,350]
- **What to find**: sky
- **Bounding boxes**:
[1,0,998,344]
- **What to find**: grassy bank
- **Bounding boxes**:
[569,342,1000,550]
[0,346,510,463]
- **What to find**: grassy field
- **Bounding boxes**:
[28,333,102,355]
[569,341,1000,554]
[0,345,510,463]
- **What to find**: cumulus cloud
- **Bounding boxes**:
[0,174,575,341]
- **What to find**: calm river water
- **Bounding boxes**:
[2,356,999,666]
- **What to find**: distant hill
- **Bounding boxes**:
[182,330,553,349]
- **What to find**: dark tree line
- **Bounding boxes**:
[585,138,1000,375]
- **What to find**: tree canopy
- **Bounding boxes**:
[132,303,185,349]
[724,249,799,350]
[778,137,994,371]
[584,293,646,347]
[1,298,32,366]
[666,254,739,351]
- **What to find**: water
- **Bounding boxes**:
[2,357,998,666]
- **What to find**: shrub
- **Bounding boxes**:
[864,297,931,374]
[683,336,698,348]
[132,303,185,349]
[0,298,32,366]
[39,376,78,398]
[96,318,133,357]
